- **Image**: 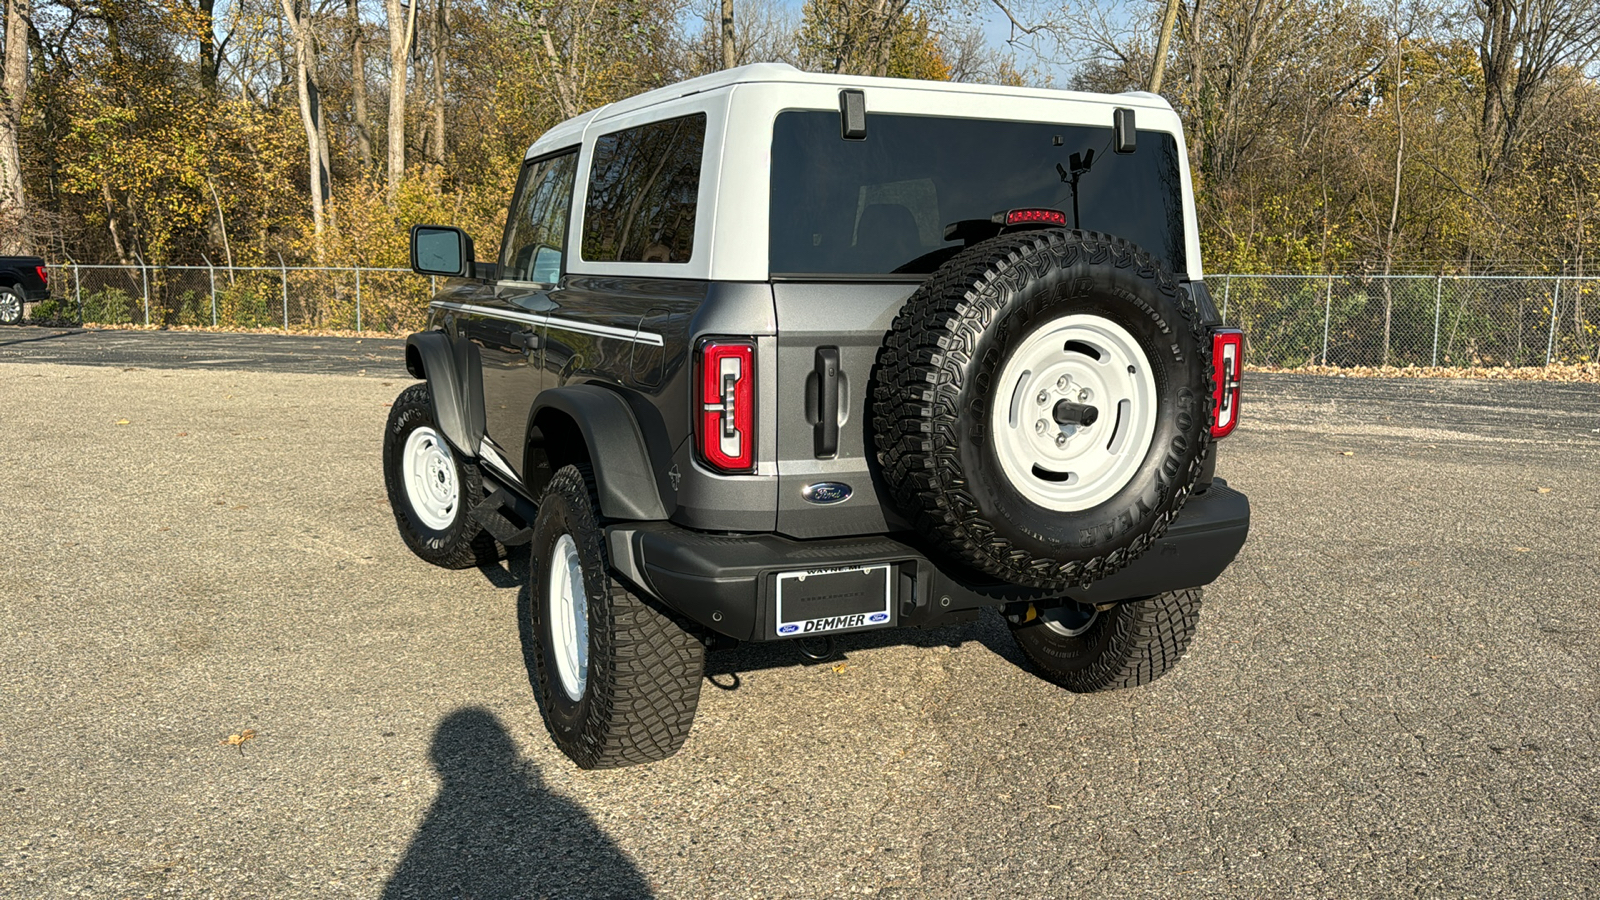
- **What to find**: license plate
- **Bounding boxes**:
[774,565,893,637]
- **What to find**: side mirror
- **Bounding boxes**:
[410,225,475,278]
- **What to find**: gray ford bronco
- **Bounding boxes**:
[384,64,1250,769]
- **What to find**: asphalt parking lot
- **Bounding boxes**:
[1,328,1597,898]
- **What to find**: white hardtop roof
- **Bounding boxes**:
[525,64,1175,159]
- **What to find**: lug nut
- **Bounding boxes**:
[1035,419,1048,434]
[1037,391,1050,405]
[1078,389,1091,402]
[1055,433,1068,447]
[1056,375,1070,390]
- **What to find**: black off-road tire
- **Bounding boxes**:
[873,229,1213,589]
[0,286,23,325]
[522,465,705,769]
[1008,590,1203,692]
[382,382,499,569]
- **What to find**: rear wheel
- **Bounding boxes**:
[522,465,705,769]
[0,286,22,325]
[382,383,498,568]
[1007,589,1203,692]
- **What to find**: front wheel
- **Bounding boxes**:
[1007,589,1203,692]
[381,382,498,568]
[522,465,705,769]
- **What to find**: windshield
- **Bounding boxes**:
[769,111,1187,277]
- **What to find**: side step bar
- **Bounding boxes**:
[471,485,536,546]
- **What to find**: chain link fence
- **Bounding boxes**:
[1215,274,1600,368]
[35,264,438,334]
[29,266,1600,368]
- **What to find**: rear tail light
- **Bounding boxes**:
[35,265,47,286]
[696,338,756,473]
[1210,327,1243,438]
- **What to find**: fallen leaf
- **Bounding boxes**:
[231,505,247,511]
[831,662,851,674]
[1340,451,1354,457]
[1514,547,1531,552]
[158,526,172,533]
[220,729,256,754]
[115,419,130,425]
[1535,487,1552,494]
[176,432,188,437]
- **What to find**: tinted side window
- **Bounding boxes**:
[582,114,706,264]
[501,150,579,283]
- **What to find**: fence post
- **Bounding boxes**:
[72,262,82,325]
[1321,276,1333,365]
[135,253,150,326]
[202,254,218,327]
[1220,275,1231,322]
[355,266,362,332]
[277,252,289,330]
[1431,276,1443,367]
[1545,277,1562,366]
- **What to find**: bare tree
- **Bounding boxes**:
[430,0,448,165]
[349,0,374,169]
[1474,0,1600,182]
[386,0,420,202]
[1,0,29,254]
[281,0,331,252]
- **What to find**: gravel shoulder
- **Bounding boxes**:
[0,351,1597,897]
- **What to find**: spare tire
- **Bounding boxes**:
[872,229,1213,589]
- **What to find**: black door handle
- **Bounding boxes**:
[814,347,839,458]
[513,330,541,354]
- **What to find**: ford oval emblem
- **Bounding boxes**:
[801,482,852,505]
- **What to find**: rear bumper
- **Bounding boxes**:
[607,480,1250,642]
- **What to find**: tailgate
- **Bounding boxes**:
[771,282,919,539]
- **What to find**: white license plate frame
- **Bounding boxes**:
[773,565,894,638]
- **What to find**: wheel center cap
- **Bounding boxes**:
[1052,399,1099,427]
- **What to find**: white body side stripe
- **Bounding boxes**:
[430,300,666,347]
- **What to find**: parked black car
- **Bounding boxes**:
[0,255,50,325]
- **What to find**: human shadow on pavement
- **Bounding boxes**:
[381,707,654,900]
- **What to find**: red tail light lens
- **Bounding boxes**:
[998,208,1067,227]
[35,265,47,286]
[696,338,756,473]
[1210,327,1244,438]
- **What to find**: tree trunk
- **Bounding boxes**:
[349,0,373,170]
[0,0,29,255]
[430,0,446,166]
[281,0,326,256]
[1381,0,1405,367]
[720,0,734,69]
[385,0,418,203]
[1148,0,1180,94]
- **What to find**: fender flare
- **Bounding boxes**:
[404,330,485,457]
[527,384,671,521]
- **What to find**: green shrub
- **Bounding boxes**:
[82,287,136,325]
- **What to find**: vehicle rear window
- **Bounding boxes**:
[769,111,1187,277]
[583,113,706,264]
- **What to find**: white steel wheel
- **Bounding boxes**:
[1040,602,1100,638]
[546,534,590,703]
[991,314,1158,512]
[400,426,461,530]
